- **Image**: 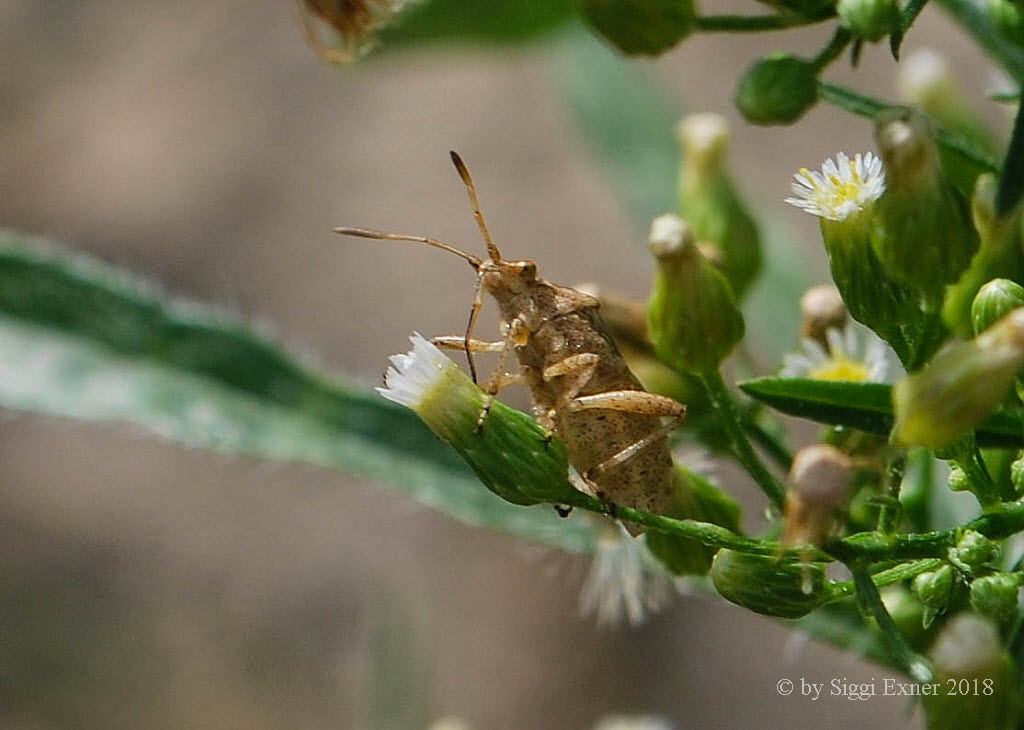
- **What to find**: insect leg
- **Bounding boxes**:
[473,318,528,433]
[569,391,686,482]
[431,336,505,353]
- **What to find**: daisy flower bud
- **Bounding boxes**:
[989,0,1024,46]
[645,465,742,576]
[785,151,923,360]
[923,613,1023,730]
[378,333,578,506]
[893,309,1024,449]
[950,530,997,573]
[912,565,956,627]
[970,573,1022,625]
[676,113,762,299]
[735,53,819,126]
[943,174,1024,337]
[898,49,997,192]
[837,0,898,42]
[973,279,1024,336]
[872,109,979,306]
[647,214,745,374]
[710,549,826,619]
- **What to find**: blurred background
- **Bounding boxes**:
[0,1,1011,728]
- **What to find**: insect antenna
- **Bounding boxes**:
[449,151,502,264]
[333,227,482,269]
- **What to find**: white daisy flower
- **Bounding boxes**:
[377,332,458,411]
[781,323,893,383]
[784,151,886,222]
[579,521,681,627]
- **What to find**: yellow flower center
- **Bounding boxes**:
[807,352,870,382]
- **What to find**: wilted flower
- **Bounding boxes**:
[579,520,681,626]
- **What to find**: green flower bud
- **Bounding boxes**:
[973,279,1024,336]
[881,585,934,651]
[951,530,997,573]
[647,214,745,373]
[710,550,826,619]
[898,50,999,193]
[379,334,578,506]
[872,109,979,307]
[943,173,1024,337]
[948,466,971,492]
[923,613,1023,730]
[892,309,1024,448]
[676,113,762,299]
[913,565,956,610]
[785,151,925,363]
[1011,454,1024,496]
[990,0,1024,46]
[837,0,898,41]
[578,0,696,56]
[735,53,819,126]
[646,465,742,576]
[970,573,1022,624]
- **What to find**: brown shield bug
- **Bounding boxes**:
[336,152,686,529]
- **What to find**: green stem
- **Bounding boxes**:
[742,417,794,471]
[876,453,907,535]
[694,13,828,32]
[826,558,945,601]
[934,0,1024,83]
[560,488,1024,564]
[698,370,787,509]
[811,27,852,72]
[951,437,1000,510]
[851,564,934,681]
[818,81,1000,174]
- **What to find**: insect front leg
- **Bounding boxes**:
[568,391,686,483]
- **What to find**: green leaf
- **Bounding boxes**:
[889,0,929,60]
[551,28,682,229]
[576,0,696,56]
[796,600,903,673]
[997,94,1024,217]
[0,230,596,553]
[934,0,1024,83]
[377,0,576,48]
[738,377,1024,448]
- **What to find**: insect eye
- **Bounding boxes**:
[518,262,537,278]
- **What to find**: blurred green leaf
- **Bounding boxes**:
[997,96,1024,217]
[576,0,696,56]
[739,377,1024,447]
[551,28,682,228]
[378,0,575,47]
[796,600,903,673]
[0,230,595,553]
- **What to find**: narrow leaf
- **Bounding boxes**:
[890,0,929,60]
[997,93,1024,217]
[739,377,1024,448]
[0,230,596,553]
